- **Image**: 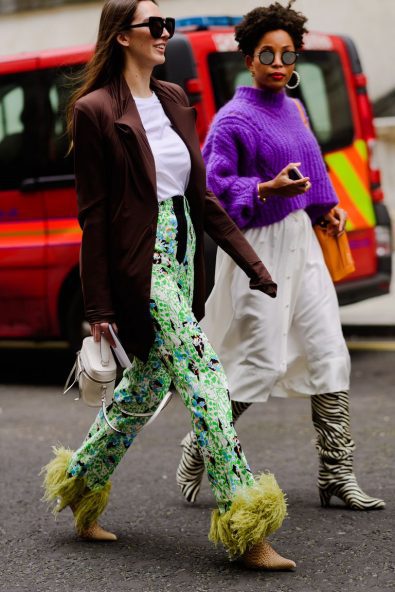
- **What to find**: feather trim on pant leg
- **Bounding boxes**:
[209,473,287,559]
[41,445,112,534]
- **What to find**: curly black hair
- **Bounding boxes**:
[235,1,308,56]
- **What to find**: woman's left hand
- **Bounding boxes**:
[323,207,347,237]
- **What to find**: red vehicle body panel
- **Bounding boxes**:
[0,29,391,342]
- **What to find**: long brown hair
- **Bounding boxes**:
[66,0,156,145]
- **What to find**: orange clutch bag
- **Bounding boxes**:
[314,224,355,282]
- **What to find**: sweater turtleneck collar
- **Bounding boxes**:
[235,85,286,109]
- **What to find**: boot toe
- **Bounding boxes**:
[348,495,386,511]
[80,523,117,541]
[241,540,296,570]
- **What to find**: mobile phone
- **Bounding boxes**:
[288,166,305,182]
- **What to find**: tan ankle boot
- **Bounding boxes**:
[79,522,117,541]
[70,503,117,541]
[241,540,296,570]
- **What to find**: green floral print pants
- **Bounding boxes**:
[67,196,254,513]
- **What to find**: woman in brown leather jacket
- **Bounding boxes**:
[42,0,295,570]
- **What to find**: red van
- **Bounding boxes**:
[0,17,392,348]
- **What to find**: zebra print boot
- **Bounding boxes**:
[176,401,250,503]
[311,392,385,510]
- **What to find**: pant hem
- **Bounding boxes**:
[208,472,287,558]
[41,445,111,533]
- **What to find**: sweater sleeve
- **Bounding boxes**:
[202,114,262,229]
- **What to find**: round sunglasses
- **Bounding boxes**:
[256,50,298,66]
[123,16,175,39]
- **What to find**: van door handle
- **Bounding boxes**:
[20,175,75,193]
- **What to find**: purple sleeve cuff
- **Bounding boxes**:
[305,202,338,225]
[219,176,262,228]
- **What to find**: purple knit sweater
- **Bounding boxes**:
[203,86,338,229]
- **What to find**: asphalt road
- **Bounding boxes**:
[0,347,394,592]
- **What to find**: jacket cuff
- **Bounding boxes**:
[249,261,277,298]
[85,309,116,324]
[249,277,277,298]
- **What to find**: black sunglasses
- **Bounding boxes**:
[123,16,175,39]
[256,50,298,66]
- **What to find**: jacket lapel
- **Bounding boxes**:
[113,76,157,200]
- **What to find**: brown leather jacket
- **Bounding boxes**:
[73,75,276,361]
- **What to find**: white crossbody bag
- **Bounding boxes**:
[63,325,172,434]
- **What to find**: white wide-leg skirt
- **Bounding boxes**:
[202,209,350,403]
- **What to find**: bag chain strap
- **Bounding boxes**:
[101,390,172,435]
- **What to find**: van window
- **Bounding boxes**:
[0,72,41,190]
[44,66,79,177]
[208,49,354,153]
[0,66,78,191]
[0,86,24,138]
[295,50,354,152]
[296,62,331,142]
[154,34,197,88]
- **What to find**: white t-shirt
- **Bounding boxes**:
[134,93,191,202]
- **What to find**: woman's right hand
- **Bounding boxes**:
[90,322,118,347]
[258,162,312,201]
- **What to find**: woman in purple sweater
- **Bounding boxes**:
[176,1,385,512]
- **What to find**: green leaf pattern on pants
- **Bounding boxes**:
[67,197,254,512]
